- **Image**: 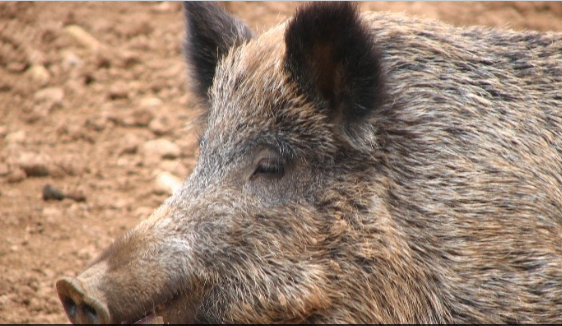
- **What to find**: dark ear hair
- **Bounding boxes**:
[183,2,253,102]
[284,2,385,139]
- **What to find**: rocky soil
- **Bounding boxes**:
[1,2,561,323]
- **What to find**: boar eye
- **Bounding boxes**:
[253,157,285,178]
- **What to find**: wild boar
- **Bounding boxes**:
[56,2,562,323]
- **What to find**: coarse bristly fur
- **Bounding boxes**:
[56,2,562,324]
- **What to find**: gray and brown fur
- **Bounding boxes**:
[56,2,562,324]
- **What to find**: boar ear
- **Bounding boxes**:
[284,2,385,139]
[183,2,253,102]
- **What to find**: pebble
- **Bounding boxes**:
[130,109,154,127]
[95,51,115,69]
[85,116,108,132]
[5,130,26,144]
[62,51,83,68]
[108,81,128,100]
[42,184,65,201]
[16,152,53,177]
[66,190,87,202]
[34,87,64,104]
[7,168,26,183]
[117,19,152,38]
[6,62,27,73]
[153,1,172,12]
[55,154,85,176]
[0,125,7,138]
[27,64,50,85]
[118,50,140,68]
[139,97,163,109]
[0,163,9,176]
[148,115,172,135]
[30,101,56,119]
[154,171,182,195]
[119,133,143,155]
[121,110,151,127]
[141,138,181,160]
[110,198,130,210]
[65,25,102,52]
[65,123,89,141]
[27,48,46,66]
[42,207,62,219]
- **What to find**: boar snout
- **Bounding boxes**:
[56,277,110,324]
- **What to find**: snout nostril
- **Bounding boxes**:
[83,303,98,323]
[57,277,111,324]
[62,296,77,318]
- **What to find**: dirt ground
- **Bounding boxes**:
[1,1,561,323]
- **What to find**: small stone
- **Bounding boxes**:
[65,25,102,52]
[5,130,26,144]
[119,133,143,155]
[108,81,128,100]
[31,101,56,119]
[118,50,140,68]
[141,138,181,160]
[102,111,122,126]
[17,152,53,177]
[62,51,83,68]
[66,123,89,141]
[34,87,64,104]
[0,294,10,306]
[148,116,172,135]
[27,48,46,66]
[153,1,172,12]
[95,51,115,69]
[139,97,163,109]
[6,62,27,73]
[110,198,130,210]
[0,125,7,138]
[0,163,9,176]
[131,109,154,127]
[122,110,153,127]
[42,184,65,201]
[117,19,152,38]
[66,190,86,202]
[49,165,66,179]
[55,154,85,176]
[27,64,50,85]
[42,206,62,218]
[154,171,182,195]
[7,168,26,183]
[85,116,108,132]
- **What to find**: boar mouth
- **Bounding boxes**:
[123,293,179,325]
[129,312,161,325]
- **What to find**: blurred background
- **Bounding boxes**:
[1,2,561,323]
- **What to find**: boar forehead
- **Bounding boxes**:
[208,26,287,126]
[201,25,338,161]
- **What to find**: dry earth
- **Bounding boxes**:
[1,1,561,323]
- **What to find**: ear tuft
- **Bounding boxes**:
[284,2,385,128]
[183,2,253,102]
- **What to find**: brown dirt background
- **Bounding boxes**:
[1,1,561,323]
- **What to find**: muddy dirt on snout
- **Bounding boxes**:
[1,1,562,323]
